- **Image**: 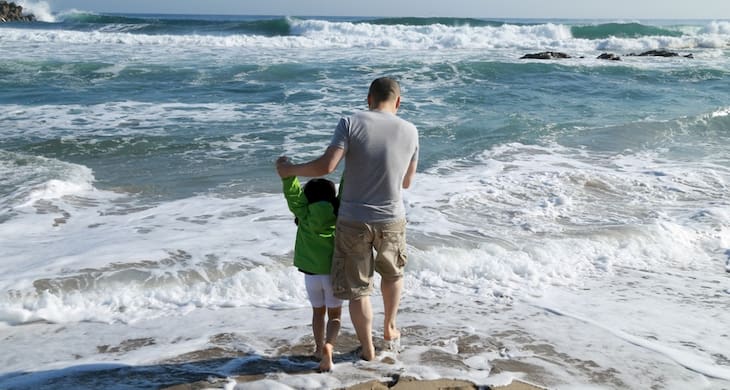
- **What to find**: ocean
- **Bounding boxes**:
[1,6,730,390]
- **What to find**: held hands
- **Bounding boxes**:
[276,156,293,178]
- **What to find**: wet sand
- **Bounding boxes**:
[160,330,548,390]
[0,313,561,390]
[166,377,544,390]
[346,377,545,390]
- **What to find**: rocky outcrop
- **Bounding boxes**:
[626,49,693,58]
[597,53,621,61]
[520,49,693,61]
[0,1,35,22]
[631,49,678,57]
[520,51,571,60]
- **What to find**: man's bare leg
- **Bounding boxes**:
[319,306,342,372]
[381,277,403,342]
[348,296,375,360]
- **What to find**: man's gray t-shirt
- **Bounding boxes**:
[330,110,419,223]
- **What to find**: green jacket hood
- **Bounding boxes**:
[282,177,337,275]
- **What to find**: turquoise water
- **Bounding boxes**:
[2,16,728,203]
[1,13,730,389]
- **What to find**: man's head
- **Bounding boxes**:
[367,77,401,112]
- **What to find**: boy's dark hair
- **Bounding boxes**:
[294,178,339,225]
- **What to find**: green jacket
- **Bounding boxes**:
[282,176,336,275]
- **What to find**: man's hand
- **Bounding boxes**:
[276,156,293,178]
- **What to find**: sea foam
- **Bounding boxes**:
[2,137,726,326]
[17,0,55,22]
[1,19,728,52]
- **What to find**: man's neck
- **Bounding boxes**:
[369,103,398,114]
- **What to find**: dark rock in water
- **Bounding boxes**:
[520,51,572,60]
[597,53,621,61]
[627,49,679,57]
[625,49,694,59]
[0,1,35,22]
[641,49,679,57]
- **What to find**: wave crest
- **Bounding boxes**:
[572,22,683,39]
[4,15,729,51]
[17,0,55,22]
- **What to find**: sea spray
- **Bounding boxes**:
[17,0,55,22]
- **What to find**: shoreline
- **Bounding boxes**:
[4,297,730,389]
[347,377,546,390]
[157,330,549,390]
[165,376,547,390]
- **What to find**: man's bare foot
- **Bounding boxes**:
[384,326,400,342]
[359,344,375,361]
[319,343,334,372]
[384,326,401,352]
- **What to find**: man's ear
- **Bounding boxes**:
[395,96,401,109]
[367,94,373,109]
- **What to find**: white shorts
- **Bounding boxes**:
[304,274,342,308]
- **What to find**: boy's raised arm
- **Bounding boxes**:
[281,176,308,219]
[277,147,344,178]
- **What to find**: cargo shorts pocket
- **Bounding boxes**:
[375,226,407,279]
[334,221,369,256]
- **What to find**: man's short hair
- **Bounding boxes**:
[368,77,401,106]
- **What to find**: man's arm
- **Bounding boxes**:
[402,158,417,189]
[277,146,344,178]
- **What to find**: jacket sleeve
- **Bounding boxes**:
[282,176,308,220]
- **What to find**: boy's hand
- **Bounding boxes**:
[276,156,293,178]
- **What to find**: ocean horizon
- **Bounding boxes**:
[1,10,729,389]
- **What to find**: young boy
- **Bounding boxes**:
[276,156,342,372]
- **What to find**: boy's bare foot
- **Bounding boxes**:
[314,347,323,360]
[319,343,334,372]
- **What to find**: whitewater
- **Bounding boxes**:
[1,8,729,390]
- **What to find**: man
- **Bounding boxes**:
[276,77,419,361]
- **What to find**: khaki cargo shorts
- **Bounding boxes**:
[331,218,408,300]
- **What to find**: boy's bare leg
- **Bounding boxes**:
[348,296,375,360]
[319,306,342,372]
[382,277,403,342]
[312,306,326,358]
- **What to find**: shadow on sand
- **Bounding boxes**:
[0,350,363,390]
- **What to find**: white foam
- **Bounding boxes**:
[23,176,94,206]
[406,141,727,284]
[17,0,55,22]
[1,20,727,52]
[0,188,309,324]
[700,20,730,35]
[2,138,727,329]
[290,19,575,50]
[711,106,730,118]
[0,151,102,210]
[530,293,730,381]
